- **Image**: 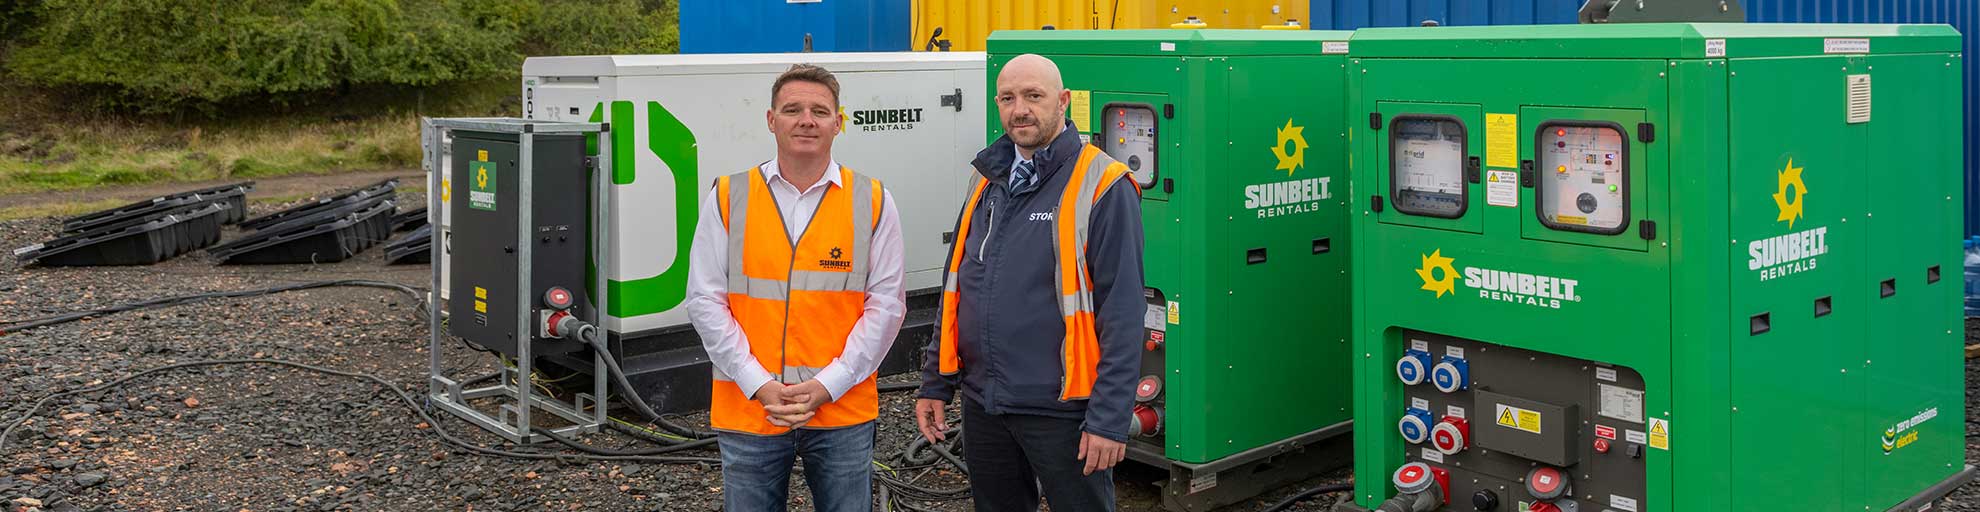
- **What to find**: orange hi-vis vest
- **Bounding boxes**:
[710,165,884,435]
[937,145,1138,401]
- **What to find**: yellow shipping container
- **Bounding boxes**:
[912,1,1309,51]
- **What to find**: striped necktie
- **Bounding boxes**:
[1012,159,1037,191]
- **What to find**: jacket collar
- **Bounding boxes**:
[970,119,1085,185]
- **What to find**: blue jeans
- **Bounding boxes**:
[717,421,875,512]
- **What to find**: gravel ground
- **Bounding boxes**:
[0,190,1972,511]
[0,192,1357,512]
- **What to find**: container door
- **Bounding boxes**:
[1374,102,1484,234]
[1517,106,1651,252]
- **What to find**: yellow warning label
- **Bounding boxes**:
[474,287,487,299]
[1648,418,1670,450]
[1166,300,1180,325]
[473,300,487,313]
[1068,90,1092,137]
[1486,113,1519,168]
[441,179,452,202]
[477,150,489,162]
[1496,404,1543,434]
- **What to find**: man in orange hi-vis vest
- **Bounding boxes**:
[915,54,1147,512]
[685,64,906,512]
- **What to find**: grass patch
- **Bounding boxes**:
[0,77,514,196]
[0,115,425,195]
[0,198,128,221]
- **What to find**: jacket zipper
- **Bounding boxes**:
[978,198,996,263]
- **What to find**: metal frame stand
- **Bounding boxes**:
[420,117,612,444]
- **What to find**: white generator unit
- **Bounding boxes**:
[433,52,987,412]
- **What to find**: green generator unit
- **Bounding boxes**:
[1342,24,1970,512]
[987,29,1356,511]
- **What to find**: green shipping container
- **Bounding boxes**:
[1343,23,1971,512]
[987,29,1356,511]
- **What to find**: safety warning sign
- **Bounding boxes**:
[1496,404,1543,434]
[1647,418,1670,450]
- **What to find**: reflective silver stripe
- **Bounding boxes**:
[724,170,757,295]
[730,270,862,302]
[943,174,985,294]
[734,276,791,301]
[849,172,875,280]
[1059,293,1097,315]
[1057,150,1119,319]
[791,269,859,293]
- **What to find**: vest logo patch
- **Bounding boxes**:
[820,247,852,270]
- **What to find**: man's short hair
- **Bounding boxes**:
[771,64,841,108]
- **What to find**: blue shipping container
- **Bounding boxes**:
[682,0,911,54]
[1311,0,1975,233]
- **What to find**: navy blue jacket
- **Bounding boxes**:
[919,121,1146,442]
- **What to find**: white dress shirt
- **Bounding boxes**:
[685,159,907,401]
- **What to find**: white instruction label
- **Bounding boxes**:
[1705,39,1727,57]
[1144,303,1167,331]
[1611,495,1640,512]
[1486,170,1519,207]
[1825,38,1871,54]
[1410,339,1429,352]
[1626,429,1649,445]
[1188,471,1217,494]
[1421,447,1445,464]
[1444,346,1465,359]
[1446,405,1467,420]
[1322,41,1350,54]
[1598,384,1645,423]
[1160,42,1177,52]
[1411,397,1431,411]
[1595,367,1618,382]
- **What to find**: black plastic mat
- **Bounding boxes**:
[210,200,397,264]
[61,181,253,233]
[16,203,229,266]
[238,178,397,231]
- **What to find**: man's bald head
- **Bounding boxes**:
[995,54,1072,154]
[999,54,1064,93]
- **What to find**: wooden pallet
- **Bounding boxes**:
[1966,344,1980,359]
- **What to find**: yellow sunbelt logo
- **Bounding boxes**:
[1881,407,1938,455]
[1271,119,1308,176]
[1749,157,1829,281]
[1773,158,1808,228]
[1416,249,1458,298]
[1414,249,1583,309]
[1244,119,1330,219]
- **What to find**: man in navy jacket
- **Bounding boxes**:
[915,54,1146,512]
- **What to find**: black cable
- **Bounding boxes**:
[605,417,692,445]
[1262,483,1354,512]
[536,426,718,457]
[577,325,714,440]
[0,280,424,336]
[0,358,721,466]
[651,414,715,440]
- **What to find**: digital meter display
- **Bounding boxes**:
[1537,124,1627,232]
[1100,104,1158,189]
[1390,117,1467,217]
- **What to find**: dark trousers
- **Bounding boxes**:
[962,400,1115,512]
